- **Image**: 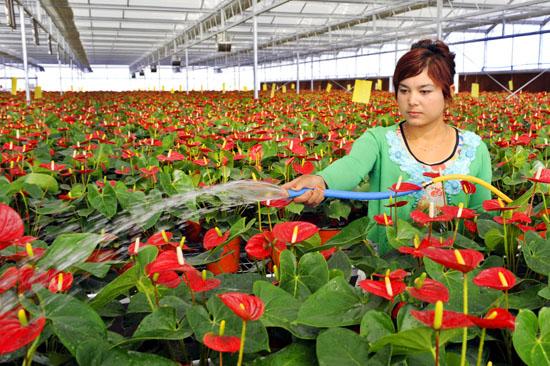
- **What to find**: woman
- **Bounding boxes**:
[282,39,492,254]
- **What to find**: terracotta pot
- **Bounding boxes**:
[207,237,241,275]
[318,229,341,244]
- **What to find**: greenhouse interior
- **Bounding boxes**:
[0,0,549,365]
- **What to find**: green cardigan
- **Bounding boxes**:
[317,123,492,254]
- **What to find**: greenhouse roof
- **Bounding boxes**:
[1,0,549,73]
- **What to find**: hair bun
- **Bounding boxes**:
[411,39,449,57]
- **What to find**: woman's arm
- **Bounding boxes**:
[468,141,493,211]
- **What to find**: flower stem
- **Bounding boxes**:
[476,328,487,366]
[23,335,41,366]
[435,331,441,366]
[237,320,247,366]
[460,272,469,366]
[257,202,262,231]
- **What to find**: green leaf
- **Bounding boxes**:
[523,231,550,276]
[130,307,192,341]
[253,281,319,339]
[477,219,502,239]
[90,265,139,310]
[76,339,177,366]
[279,250,310,300]
[513,308,550,366]
[386,220,420,249]
[307,216,373,252]
[251,343,315,366]
[360,310,395,344]
[20,173,59,193]
[325,200,351,220]
[316,327,370,366]
[371,327,433,354]
[87,183,117,218]
[73,262,112,278]
[327,250,352,281]
[39,291,107,356]
[484,228,504,251]
[297,276,369,327]
[37,233,102,271]
[284,202,304,215]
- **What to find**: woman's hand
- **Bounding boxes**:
[281,174,326,206]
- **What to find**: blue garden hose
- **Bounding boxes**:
[287,188,419,200]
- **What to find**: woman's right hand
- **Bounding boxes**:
[281,174,326,206]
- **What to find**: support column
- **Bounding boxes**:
[296,52,300,95]
[252,0,259,99]
[310,56,314,91]
[436,0,443,40]
[185,49,189,94]
[19,5,31,105]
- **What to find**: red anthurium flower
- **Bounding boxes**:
[359,278,407,301]
[473,267,516,291]
[461,180,477,195]
[182,269,221,293]
[526,167,550,184]
[203,228,231,250]
[493,212,532,225]
[464,220,478,234]
[421,248,484,273]
[320,246,337,260]
[218,292,265,321]
[0,309,46,355]
[389,181,422,193]
[410,210,453,225]
[423,171,441,178]
[272,221,319,245]
[48,272,74,293]
[0,267,18,294]
[372,269,410,281]
[399,235,453,258]
[385,200,408,208]
[145,250,194,275]
[157,150,185,162]
[373,213,393,226]
[203,332,241,353]
[411,308,474,330]
[468,308,515,330]
[392,301,406,319]
[261,198,291,208]
[245,232,286,260]
[408,278,449,304]
[292,160,315,175]
[0,203,24,249]
[439,205,477,220]
[152,271,181,288]
[39,161,66,172]
[139,166,160,182]
[482,199,518,212]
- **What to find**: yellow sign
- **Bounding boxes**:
[270,83,276,98]
[508,80,514,91]
[34,86,42,99]
[326,83,332,93]
[11,78,17,95]
[346,84,352,91]
[262,83,267,91]
[375,79,383,91]
[352,80,373,104]
[282,85,287,93]
[290,83,295,90]
[471,83,479,98]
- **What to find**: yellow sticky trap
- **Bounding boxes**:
[508,80,513,91]
[375,79,382,91]
[290,83,295,90]
[282,85,287,94]
[346,84,351,91]
[471,83,479,98]
[291,225,299,244]
[222,83,226,93]
[11,77,17,95]
[179,84,182,91]
[170,88,174,94]
[262,83,267,91]
[454,249,465,265]
[352,80,373,104]
[243,85,248,91]
[326,83,332,93]
[433,300,443,330]
[34,86,42,99]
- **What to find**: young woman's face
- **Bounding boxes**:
[397,68,446,128]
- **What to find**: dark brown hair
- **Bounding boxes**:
[393,39,456,102]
